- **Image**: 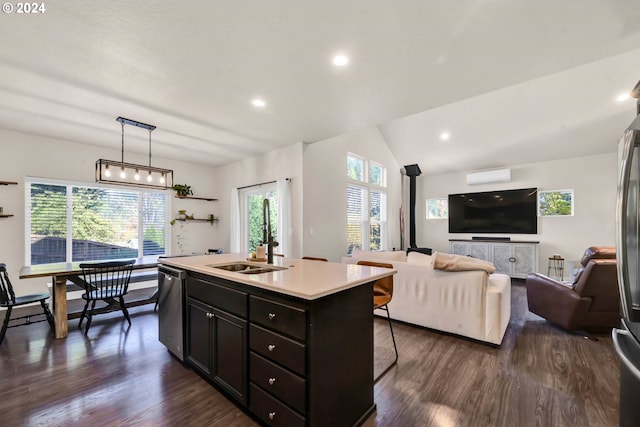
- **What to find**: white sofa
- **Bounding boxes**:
[342,249,511,345]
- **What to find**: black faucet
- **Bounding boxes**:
[263,198,279,264]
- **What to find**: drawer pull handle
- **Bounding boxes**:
[268,411,276,420]
[268,312,276,320]
[268,377,276,385]
[508,257,516,263]
[268,344,276,352]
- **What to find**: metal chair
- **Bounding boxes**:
[78,259,135,335]
[0,263,55,345]
[357,260,398,382]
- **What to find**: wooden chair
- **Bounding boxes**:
[302,256,328,262]
[78,260,135,335]
[0,263,55,345]
[357,260,398,382]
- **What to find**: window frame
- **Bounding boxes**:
[346,153,387,254]
[426,198,448,219]
[239,183,278,254]
[25,177,170,266]
[538,189,575,217]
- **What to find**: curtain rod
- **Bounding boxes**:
[237,178,290,191]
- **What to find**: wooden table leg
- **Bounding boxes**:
[53,275,68,338]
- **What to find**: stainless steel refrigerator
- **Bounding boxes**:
[614,80,640,427]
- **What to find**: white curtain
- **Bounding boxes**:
[277,178,292,257]
[229,188,241,253]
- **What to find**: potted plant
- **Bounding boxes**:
[172,184,193,198]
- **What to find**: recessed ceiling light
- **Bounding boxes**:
[251,98,266,108]
[617,93,631,102]
[440,132,450,141]
[332,55,349,67]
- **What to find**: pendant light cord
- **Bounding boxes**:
[148,129,152,168]
[121,121,125,166]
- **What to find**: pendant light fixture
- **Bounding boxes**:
[95,117,173,190]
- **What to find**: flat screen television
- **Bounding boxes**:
[448,188,538,234]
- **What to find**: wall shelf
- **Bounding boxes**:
[0,180,17,218]
[175,196,218,201]
[172,217,219,224]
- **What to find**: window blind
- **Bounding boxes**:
[28,181,168,265]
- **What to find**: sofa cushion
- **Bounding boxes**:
[350,249,407,263]
[406,251,434,269]
[433,252,496,274]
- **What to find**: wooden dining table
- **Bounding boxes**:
[20,257,158,338]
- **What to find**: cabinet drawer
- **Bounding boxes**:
[250,383,305,427]
[250,352,306,414]
[250,295,306,341]
[250,324,306,376]
[187,277,247,318]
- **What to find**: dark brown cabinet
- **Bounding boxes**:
[186,277,248,404]
[248,296,308,424]
[184,271,375,427]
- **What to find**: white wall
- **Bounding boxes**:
[0,128,217,295]
[1,124,618,295]
[303,127,402,262]
[214,143,304,258]
[418,152,617,272]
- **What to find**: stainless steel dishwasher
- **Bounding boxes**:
[158,265,187,360]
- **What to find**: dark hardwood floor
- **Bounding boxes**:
[0,282,620,427]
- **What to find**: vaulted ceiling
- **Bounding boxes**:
[1,1,639,175]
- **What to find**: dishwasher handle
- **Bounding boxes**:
[158,265,187,280]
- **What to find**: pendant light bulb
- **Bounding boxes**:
[147,171,153,182]
[104,163,111,177]
[134,169,140,180]
[120,167,126,179]
[160,173,166,184]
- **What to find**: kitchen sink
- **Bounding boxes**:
[208,262,286,275]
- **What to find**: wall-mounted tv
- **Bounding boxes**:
[448,188,538,234]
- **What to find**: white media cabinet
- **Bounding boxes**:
[449,239,539,279]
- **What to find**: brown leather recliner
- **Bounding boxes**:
[525,246,620,331]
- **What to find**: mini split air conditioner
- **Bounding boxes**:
[466,168,511,185]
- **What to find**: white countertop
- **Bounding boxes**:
[158,253,396,300]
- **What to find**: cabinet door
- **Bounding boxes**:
[450,242,490,260]
[187,298,212,376]
[450,242,469,256]
[513,245,536,278]
[212,308,247,404]
[468,242,490,261]
[492,244,514,275]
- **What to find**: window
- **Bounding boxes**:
[369,162,386,187]
[346,153,387,254]
[538,190,574,216]
[241,185,278,253]
[26,179,169,266]
[426,198,448,219]
[347,155,365,181]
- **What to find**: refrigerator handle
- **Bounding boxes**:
[616,131,636,319]
[613,328,640,380]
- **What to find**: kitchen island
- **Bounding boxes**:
[158,254,395,427]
